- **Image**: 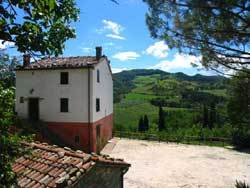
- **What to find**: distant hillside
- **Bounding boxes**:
[113,69,228,103]
[113,69,229,133]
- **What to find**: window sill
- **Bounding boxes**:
[59,84,71,86]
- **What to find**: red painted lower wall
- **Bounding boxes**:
[46,114,113,153]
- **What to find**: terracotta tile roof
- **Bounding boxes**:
[16,56,107,70]
[12,142,130,188]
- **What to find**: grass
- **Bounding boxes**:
[113,131,231,147]
[114,74,232,146]
[124,93,157,101]
[114,101,159,132]
[202,89,227,97]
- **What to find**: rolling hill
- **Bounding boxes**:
[113,69,229,134]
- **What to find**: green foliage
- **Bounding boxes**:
[113,69,228,104]
[228,71,250,148]
[143,0,250,73]
[232,128,250,148]
[228,70,250,128]
[0,0,79,56]
[138,116,144,132]
[143,115,149,131]
[0,83,31,186]
[202,105,209,128]
[0,52,20,88]
[208,103,216,129]
[114,69,232,144]
[138,115,150,132]
[158,106,165,131]
[235,180,250,188]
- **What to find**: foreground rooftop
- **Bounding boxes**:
[12,142,130,188]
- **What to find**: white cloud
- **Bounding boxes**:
[0,40,14,49]
[106,34,125,40]
[145,41,169,58]
[103,19,123,35]
[104,42,115,46]
[80,47,92,53]
[112,51,140,61]
[97,19,126,40]
[112,67,128,73]
[151,53,202,71]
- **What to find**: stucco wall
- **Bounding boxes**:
[90,114,113,152]
[15,59,114,153]
[15,60,113,124]
[46,113,113,153]
[92,60,113,122]
[15,69,92,122]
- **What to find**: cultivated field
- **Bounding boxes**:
[102,138,250,188]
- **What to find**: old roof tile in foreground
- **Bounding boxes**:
[12,142,130,188]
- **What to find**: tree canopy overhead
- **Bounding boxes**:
[143,0,250,74]
[0,0,79,56]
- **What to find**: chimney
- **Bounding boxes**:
[23,54,30,67]
[96,46,102,60]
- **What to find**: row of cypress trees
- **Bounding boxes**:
[138,106,167,132]
[138,115,149,132]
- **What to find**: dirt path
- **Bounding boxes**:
[102,138,250,188]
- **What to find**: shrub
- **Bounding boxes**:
[232,128,250,148]
[235,180,250,188]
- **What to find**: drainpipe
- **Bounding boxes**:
[87,63,91,153]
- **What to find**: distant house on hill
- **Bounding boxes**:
[15,47,113,153]
[12,142,130,188]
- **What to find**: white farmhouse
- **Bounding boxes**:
[15,47,113,153]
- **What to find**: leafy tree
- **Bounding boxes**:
[202,105,209,128]
[143,0,250,74]
[208,103,216,129]
[158,106,165,131]
[228,70,250,128]
[0,52,20,88]
[138,116,145,132]
[0,83,30,186]
[0,0,79,56]
[143,115,149,131]
[228,70,250,148]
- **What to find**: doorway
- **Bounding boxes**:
[28,98,39,121]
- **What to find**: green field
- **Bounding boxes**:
[114,70,230,139]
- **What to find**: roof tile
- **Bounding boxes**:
[16,56,106,70]
[12,142,130,187]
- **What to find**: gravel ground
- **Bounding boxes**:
[102,138,250,188]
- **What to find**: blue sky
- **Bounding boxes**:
[2,0,217,75]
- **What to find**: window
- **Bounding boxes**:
[75,136,80,144]
[60,72,68,84]
[97,69,100,83]
[60,98,68,112]
[20,97,24,103]
[96,98,100,112]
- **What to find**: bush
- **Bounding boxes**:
[232,128,250,148]
[235,180,250,188]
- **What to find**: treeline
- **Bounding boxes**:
[113,69,227,103]
[151,91,225,108]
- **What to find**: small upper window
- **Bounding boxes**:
[97,69,100,83]
[96,98,100,112]
[60,98,68,112]
[20,97,24,103]
[60,72,69,85]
